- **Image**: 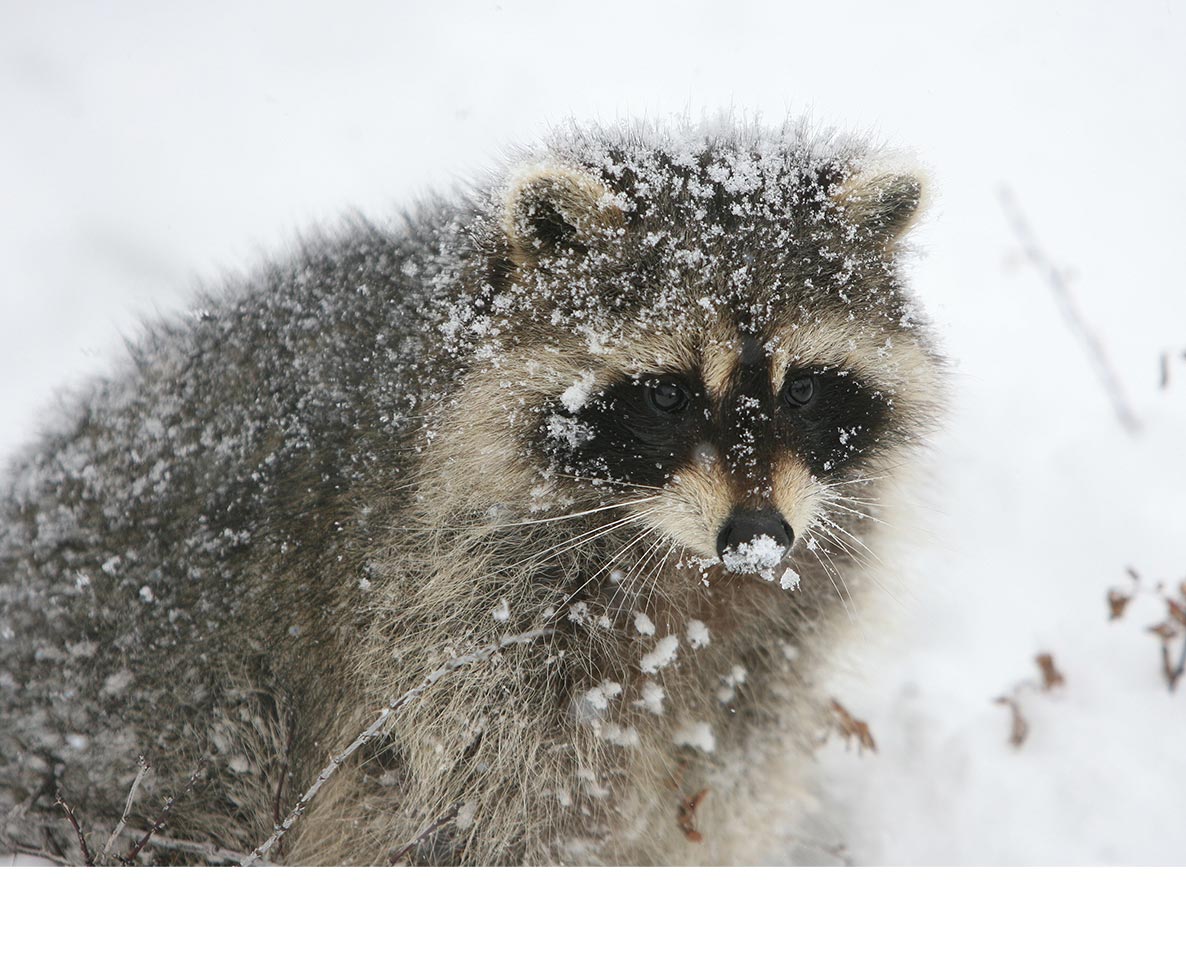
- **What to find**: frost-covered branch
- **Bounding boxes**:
[388,803,461,865]
[121,763,204,865]
[101,757,150,861]
[241,627,554,866]
[999,185,1140,434]
[125,831,261,866]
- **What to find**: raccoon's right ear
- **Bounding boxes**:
[835,169,927,247]
[502,164,626,268]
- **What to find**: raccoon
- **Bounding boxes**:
[0,119,944,865]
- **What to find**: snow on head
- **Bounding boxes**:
[720,533,787,580]
[560,371,596,413]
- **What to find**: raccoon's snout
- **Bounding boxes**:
[716,509,795,560]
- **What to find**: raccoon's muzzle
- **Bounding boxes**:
[716,507,794,559]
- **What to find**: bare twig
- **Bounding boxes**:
[124,831,258,866]
[120,762,204,865]
[999,186,1140,435]
[0,827,71,866]
[53,792,94,866]
[1161,642,1186,692]
[101,757,151,861]
[272,707,297,832]
[994,695,1030,747]
[389,804,461,865]
[242,627,554,866]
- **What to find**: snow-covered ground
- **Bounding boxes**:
[2,1,1183,864]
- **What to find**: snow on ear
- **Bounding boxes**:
[836,168,926,246]
[502,164,625,267]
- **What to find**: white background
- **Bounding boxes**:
[2,0,1184,867]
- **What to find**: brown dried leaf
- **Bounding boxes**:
[1035,652,1065,690]
[677,788,710,843]
[1167,598,1186,628]
[1149,622,1179,645]
[830,699,877,754]
[994,696,1029,748]
[1107,589,1131,621]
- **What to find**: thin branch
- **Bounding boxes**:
[388,804,461,865]
[272,707,297,832]
[101,757,151,861]
[124,831,260,866]
[241,627,554,866]
[0,833,69,867]
[53,792,94,866]
[999,185,1140,435]
[120,762,204,865]
[1161,641,1186,692]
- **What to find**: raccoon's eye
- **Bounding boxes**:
[782,374,818,409]
[647,381,689,414]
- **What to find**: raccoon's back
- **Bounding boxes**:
[0,216,452,844]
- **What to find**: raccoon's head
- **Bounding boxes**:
[441,128,944,581]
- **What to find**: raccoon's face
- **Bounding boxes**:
[527,312,932,575]
[454,150,941,576]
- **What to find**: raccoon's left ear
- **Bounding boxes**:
[835,170,926,246]
[502,163,626,268]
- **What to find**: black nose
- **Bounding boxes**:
[716,509,795,559]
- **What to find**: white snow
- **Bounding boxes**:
[559,371,596,413]
[720,534,786,578]
[673,721,716,754]
[640,634,679,674]
[632,612,656,636]
[632,680,666,716]
[595,722,640,748]
[583,680,622,713]
[685,619,711,650]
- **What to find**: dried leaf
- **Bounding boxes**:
[677,788,710,843]
[1107,589,1131,621]
[1035,652,1065,690]
[830,699,877,754]
[994,696,1029,748]
[1167,598,1186,628]
[1149,622,1179,645]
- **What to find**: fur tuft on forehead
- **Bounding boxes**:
[469,120,931,369]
